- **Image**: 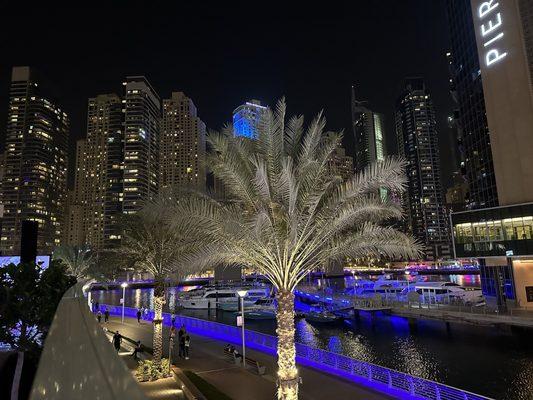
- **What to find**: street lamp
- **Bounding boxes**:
[121,282,128,324]
[237,290,248,367]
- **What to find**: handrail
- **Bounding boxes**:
[30,284,148,400]
[102,304,492,400]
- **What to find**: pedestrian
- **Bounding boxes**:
[179,332,186,359]
[96,310,102,323]
[104,308,109,323]
[113,331,122,352]
[132,340,143,360]
[144,307,149,320]
[171,313,176,326]
[137,308,142,323]
[184,334,190,360]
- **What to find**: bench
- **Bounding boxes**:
[223,348,241,364]
[244,357,265,375]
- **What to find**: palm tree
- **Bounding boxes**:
[172,99,420,400]
[118,193,197,373]
[53,245,94,280]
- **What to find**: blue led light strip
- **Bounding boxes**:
[101,304,492,400]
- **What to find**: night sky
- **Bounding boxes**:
[0,0,455,188]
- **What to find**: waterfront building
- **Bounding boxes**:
[446,1,497,209]
[122,76,161,215]
[63,139,88,246]
[327,146,354,181]
[233,99,268,139]
[0,66,69,255]
[73,76,160,249]
[395,78,450,260]
[451,0,533,310]
[161,92,206,191]
[350,87,387,172]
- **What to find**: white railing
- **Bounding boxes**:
[102,304,492,400]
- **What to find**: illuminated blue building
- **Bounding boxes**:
[232,99,267,139]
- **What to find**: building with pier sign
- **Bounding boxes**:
[450,0,533,310]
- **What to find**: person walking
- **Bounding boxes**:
[179,331,186,359]
[184,334,191,360]
[132,340,143,360]
[113,331,122,352]
[171,313,176,326]
[96,310,102,323]
[104,308,110,323]
[136,308,142,323]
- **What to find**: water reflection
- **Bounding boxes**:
[91,274,532,399]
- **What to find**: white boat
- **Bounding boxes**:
[305,310,340,324]
[406,282,484,304]
[179,285,269,309]
[242,298,276,319]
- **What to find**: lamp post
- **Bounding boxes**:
[121,282,128,324]
[237,290,248,367]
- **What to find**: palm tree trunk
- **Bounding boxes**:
[276,290,299,400]
[152,276,165,369]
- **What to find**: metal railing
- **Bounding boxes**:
[101,304,491,400]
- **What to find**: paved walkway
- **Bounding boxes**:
[103,316,392,400]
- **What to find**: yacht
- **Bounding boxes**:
[242,298,276,320]
[178,285,269,309]
[305,310,340,324]
[404,282,484,304]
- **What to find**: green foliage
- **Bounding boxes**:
[136,358,171,381]
[53,244,94,279]
[184,370,233,400]
[0,260,76,360]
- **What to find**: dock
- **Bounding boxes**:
[294,286,533,329]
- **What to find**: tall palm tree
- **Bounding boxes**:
[172,99,420,399]
[53,245,94,280]
[118,193,196,373]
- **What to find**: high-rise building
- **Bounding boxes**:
[123,76,161,215]
[446,1,498,210]
[81,94,124,248]
[233,100,268,139]
[161,92,206,191]
[63,139,87,246]
[72,76,161,250]
[395,78,450,260]
[350,87,387,172]
[451,1,533,310]
[0,66,69,255]
[327,146,354,181]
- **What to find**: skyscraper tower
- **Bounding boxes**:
[72,76,161,250]
[122,76,161,215]
[446,0,497,209]
[350,87,387,172]
[395,78,450,260]
[233,100,268,138]
[161,92,206,191]
[81,94,124,248]
[1,66,69,255]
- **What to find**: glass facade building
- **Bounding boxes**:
[232,100,267,139]
[446,0,498,209]
[350,87,387,172]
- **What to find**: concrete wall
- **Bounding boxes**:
[471,0,533,205]
[512,259,533,309]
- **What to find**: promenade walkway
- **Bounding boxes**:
[104,316,391,400]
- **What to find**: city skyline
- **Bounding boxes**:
[0,0,456,188]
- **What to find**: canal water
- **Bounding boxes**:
[91,274,533,400]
